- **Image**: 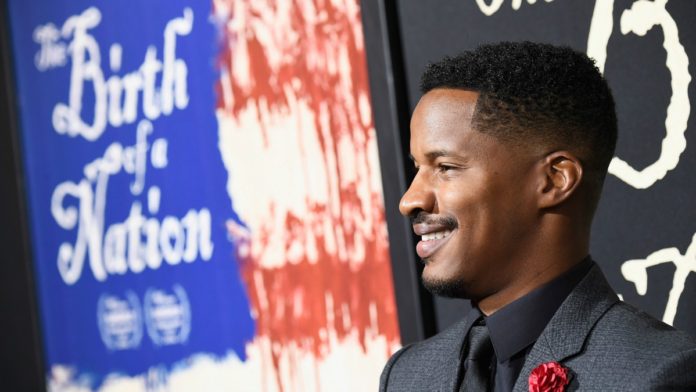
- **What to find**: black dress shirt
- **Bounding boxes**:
[458,257,594,392]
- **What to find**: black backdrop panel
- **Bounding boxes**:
[394,0,696,336]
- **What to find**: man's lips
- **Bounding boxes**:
[412,222,455,259]
[415,229,454,259]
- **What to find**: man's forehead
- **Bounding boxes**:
[411,89,478,135]
[415,88,479,118]
[410,89,481,158]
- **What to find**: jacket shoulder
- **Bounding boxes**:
[592,301,696,353]
[565,301,696,390]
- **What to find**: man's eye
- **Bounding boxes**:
[438,164,455,172]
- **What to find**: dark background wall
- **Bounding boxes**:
[363,0,696,341]
[0,0,45,389]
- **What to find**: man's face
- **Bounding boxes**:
[399,89,540,299]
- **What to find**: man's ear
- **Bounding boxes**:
[538,151,583,209]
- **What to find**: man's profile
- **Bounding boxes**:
[379,42,696,391]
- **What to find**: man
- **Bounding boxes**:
[379,42,696,391]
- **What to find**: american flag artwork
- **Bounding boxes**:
[214,0,401,389]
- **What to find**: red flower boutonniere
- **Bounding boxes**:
[529,361,570,392]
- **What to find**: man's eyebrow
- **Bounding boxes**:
[409,150,464,162]
[424,150,458,161]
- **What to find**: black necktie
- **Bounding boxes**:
[459,320,494,392]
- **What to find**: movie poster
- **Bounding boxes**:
[7,0,399,390]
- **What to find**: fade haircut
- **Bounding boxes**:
[420,41,618,201]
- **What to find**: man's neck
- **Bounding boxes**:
[477,253,590,316]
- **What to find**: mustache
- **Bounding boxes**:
[411,211,457,228]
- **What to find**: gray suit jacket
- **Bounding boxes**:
[380,265,696,391]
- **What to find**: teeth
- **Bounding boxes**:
[421,230,452,242]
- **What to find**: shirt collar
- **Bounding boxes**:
[465,256,594,362]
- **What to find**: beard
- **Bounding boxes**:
[420,259,470,298]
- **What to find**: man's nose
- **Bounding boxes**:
[399,174,433,217]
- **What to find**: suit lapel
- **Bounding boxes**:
[512,265,619,392]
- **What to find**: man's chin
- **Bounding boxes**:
[422,275,469,299]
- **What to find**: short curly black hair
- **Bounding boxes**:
[420,41,617,192]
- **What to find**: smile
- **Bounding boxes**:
[421,230,452,242]
[416,229,454,259]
